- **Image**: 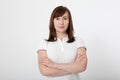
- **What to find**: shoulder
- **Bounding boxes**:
[39,36,48,44]
[74,36,86,48]
[74,36,84,42]
[40,39,47,44]
[37,38,48,51]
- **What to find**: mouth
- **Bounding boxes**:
[59,26,64,29]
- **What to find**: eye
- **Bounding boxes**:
[63,17,68,20]
[55,17,59,20]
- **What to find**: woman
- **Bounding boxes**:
[37,6,87,80]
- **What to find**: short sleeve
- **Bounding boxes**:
[75,36,87,50]
[37,39,47,51]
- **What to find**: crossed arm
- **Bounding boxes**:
[37,47,87,77]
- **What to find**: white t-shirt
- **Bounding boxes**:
[38,36,86,80]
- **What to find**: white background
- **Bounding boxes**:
[0,0,120,80]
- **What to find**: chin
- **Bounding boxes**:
[57,30,66,33]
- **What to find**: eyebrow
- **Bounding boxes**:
[62,15,68,17]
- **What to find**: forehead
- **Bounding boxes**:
[62,12,69,17]
[54,11,69,18]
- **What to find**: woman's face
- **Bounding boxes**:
[53,11,69,33]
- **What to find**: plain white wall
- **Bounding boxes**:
[0,0,120,80]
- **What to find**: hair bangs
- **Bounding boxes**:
[53,8,66,18]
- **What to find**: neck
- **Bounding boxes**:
[57,32,67,40]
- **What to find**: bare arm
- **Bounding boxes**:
[42,47,87,74]
[37,50,71,76]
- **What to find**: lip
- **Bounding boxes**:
[59,26,64,28]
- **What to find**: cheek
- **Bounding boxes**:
[66,20,69,25]
[54,19,59,23]
[53,22,58,28]
[65,21,69,27]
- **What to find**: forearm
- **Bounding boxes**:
[53,62,82,74]
[38,47,87,75]
[53,58,87,74]
[52,48,87,74]
[39,64,71,77]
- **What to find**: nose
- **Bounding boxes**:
[60,19,64,25]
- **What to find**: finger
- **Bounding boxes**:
[39,58,46,63]
[42,63,48,66]
[76,54,85,61]
[76,54,82,61]
[79,55,85,61]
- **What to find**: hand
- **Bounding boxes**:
[75,53,85,62]
[39,57,55,68]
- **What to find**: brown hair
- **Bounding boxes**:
[47,6,75,43]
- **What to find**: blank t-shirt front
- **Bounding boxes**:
[38,36,86,80]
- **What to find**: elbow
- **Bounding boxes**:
[38,64,51,76]
[40,71,46,76]
[40,70,50,76]
[41,72,48,76]
[81,66,87,72]
[75,66,87,73]
[79,65,87,73]
[40,69,53,76]
[78,60,87,73]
